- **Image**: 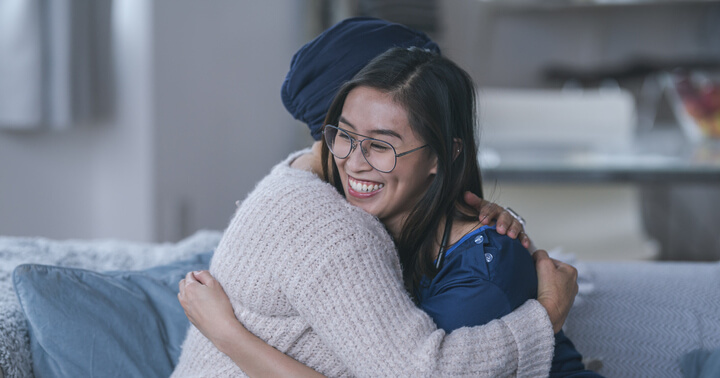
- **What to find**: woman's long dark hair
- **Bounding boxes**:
[321,47,483,294]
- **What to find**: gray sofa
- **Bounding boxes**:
[563,259,720,377]
[0,231,223,378]
[1,232,718,377]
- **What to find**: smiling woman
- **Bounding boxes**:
[328,86,437,236]
[320,47,485,292]
[314,47,595,376]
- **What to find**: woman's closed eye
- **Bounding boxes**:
[369,141,391,152]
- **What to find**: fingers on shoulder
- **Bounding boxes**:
[505,219,524,239]
[479,202,502,223]
[464,191,483,206]
[532,249,550,262]
[520,232,532,249]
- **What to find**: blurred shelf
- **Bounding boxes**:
[479,126,720,183]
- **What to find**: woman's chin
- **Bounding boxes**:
[346,192,381,217]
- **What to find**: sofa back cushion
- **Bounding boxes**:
[13,252,211,377]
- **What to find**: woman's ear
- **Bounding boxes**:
[429,138,462,175]
[452,138,463,161]
[429,153,438,175]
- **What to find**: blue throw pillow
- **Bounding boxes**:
[13,252,212,378]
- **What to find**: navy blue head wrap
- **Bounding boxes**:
[281,17,440,140]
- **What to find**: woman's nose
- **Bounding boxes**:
[346,142,372,171]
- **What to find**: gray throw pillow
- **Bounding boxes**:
[13,252,212,378]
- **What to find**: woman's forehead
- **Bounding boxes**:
[341,86,417,142]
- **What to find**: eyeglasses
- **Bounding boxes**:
[323,124,428,173]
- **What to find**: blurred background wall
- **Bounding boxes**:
[0,0,313,242]
[1,0,718,262]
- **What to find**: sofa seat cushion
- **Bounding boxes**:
[564,261,720,378]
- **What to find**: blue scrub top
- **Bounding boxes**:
[416,225,601,377]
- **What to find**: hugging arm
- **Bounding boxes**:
[179,249,577,377]
[178,205,572,376]
[465,192,534,249]
[178,271,325,378]
[279,216,555,376]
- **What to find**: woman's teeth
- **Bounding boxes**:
[350,179,384,193]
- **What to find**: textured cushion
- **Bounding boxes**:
[0,230,222,378]
[564,261,720,378]
[13,252,212,378]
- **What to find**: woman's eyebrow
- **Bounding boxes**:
[371,128,402,141]
[339,116,403,141]
[338,116,356,130]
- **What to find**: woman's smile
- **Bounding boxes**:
[347,176,384,197]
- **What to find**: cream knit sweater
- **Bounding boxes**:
[172,151,555,377]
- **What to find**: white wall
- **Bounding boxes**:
[151,0,308,242]
[89,0,155,242]
[0,0,310,242]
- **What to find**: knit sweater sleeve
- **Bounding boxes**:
[274,168,554,377]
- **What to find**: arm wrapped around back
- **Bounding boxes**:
[172,151,555,377]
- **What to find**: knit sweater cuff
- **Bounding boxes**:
[501,299,555,377]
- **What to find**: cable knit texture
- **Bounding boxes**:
[172,150,555,378]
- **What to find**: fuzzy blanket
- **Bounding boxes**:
[0,231,222,378]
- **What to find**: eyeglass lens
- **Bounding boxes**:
[324,125,397,172]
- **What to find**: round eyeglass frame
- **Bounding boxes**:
[322,124,428,173]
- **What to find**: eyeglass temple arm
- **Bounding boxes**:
[395,144,429,158]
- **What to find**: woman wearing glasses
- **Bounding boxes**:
[320,45,597,377]
[173,19,580,378]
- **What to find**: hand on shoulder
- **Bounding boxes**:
[290,153,318,173]
[290,141,324,176]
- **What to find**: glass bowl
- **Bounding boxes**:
[665,71,720,142]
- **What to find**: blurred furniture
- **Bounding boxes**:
[476,88,653,260]
[480,127,720,184]
[442,0,720,261]
[477,88,720,261]
[479,122,720,261]
[478,86,720,183]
